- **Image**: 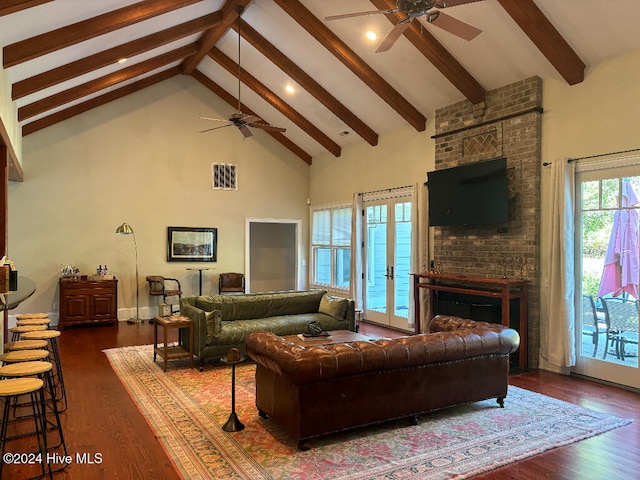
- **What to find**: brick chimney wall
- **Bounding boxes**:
[432,76,542,368]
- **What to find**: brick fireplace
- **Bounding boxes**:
[431,76,542,368]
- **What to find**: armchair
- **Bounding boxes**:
[146,276,182,312]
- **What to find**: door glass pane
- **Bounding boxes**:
[366,205,387,314]
[394,202,412,318]
[579,175,639,367]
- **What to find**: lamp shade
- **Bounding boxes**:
[116,222,134,235]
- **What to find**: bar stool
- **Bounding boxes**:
[3,340,49,352]
[16,318,51,327]
[0,349,51,365]
[0,362,67,459]
[0,378,52,479]
[20,331,66,413]
[15,313,49,320]
[9,325,47,342]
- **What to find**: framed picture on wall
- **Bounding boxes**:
[167,227,217,262]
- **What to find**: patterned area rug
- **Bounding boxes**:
[104,345,631,480]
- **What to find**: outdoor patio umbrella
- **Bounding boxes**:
[597,179,640,299]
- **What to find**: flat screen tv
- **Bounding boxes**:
[427,157,509,226]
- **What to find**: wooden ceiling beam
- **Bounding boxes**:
[234,20,379,147]
[181,0,253,74]
[191,69,312,165]
[22,67,181,137]
[3,0,203,68]
[496,0,585,85]
[18,44,197,121]
[208,48,341,157]
[274,0,426,132]
[12,12,222,100]
[0,0,53,17]
[370,0,486,104]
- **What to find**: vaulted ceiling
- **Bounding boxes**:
[2,0,640,169]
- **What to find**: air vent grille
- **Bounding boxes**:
[211,163,237,190]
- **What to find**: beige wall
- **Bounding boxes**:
[0,47,22,165]
[540,47,640,295]
[8,75,310,321]
[310,124,436,205]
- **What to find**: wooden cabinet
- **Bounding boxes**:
[59,277,118,329]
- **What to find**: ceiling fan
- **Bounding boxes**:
[325,0,484,53]
[200,7,286,139]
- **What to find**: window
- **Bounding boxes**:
[311,205,352,290]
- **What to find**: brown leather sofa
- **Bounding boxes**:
[245,315,520,448]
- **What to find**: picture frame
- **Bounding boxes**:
[167,227,217,262]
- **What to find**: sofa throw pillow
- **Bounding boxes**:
[319,294,348,320]
[206,310,222,341]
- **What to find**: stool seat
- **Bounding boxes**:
[0,361,53,377]
[16,318,51,326]
[4,340,49,351]
[0,377,44,396]
[0,349,50,363]
[15,313,49,320]
[21,330,62,341]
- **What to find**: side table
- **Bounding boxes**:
[153,315,194,371]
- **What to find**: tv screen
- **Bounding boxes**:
[427,158,509,226]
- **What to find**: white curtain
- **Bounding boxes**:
[409,182,428,331]
[350,192,364,311]
[539,159,576,372]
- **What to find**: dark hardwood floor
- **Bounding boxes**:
[4,320,639,479]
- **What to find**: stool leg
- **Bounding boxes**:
[31,388,54,480]
[48,339,67,413]
[0,397,12,479]
[42,369,68,459]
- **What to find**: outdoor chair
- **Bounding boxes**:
[600,297,639,361]
[581,294,606,357]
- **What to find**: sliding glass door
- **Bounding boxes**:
[575,160,639,389]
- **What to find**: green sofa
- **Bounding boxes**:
[180,290,355,370]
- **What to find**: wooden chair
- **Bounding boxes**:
[219,273,245,294]
[146,276,182,310]
[601,297,639,361]
[581,294,606,357]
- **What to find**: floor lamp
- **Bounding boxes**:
[116,222,142,324]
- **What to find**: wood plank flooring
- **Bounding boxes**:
[4,320,639,479]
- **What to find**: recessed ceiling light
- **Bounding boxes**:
[366,31,377,41]
[117,58,127,64]
[285,84,295,93]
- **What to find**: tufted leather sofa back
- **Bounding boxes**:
[246,315,520,385]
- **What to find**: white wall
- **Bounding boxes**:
[8,75,310,320]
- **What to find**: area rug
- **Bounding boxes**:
[104,345,631,480]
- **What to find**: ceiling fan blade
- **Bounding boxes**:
[375,21,411,53]
[239,125,253,138]
[199,123,233,133]
[439,0,485,7]
[249,123,287,133]
[325,10,388,21]
[200,116,229,122]
[430,11,482,41]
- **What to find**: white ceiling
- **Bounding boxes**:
[2,0,640,161]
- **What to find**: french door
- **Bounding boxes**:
[363,196,413,331]
[574,159,639,389]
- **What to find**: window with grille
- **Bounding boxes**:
[211,163,237,190]
[311,205,352,290]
